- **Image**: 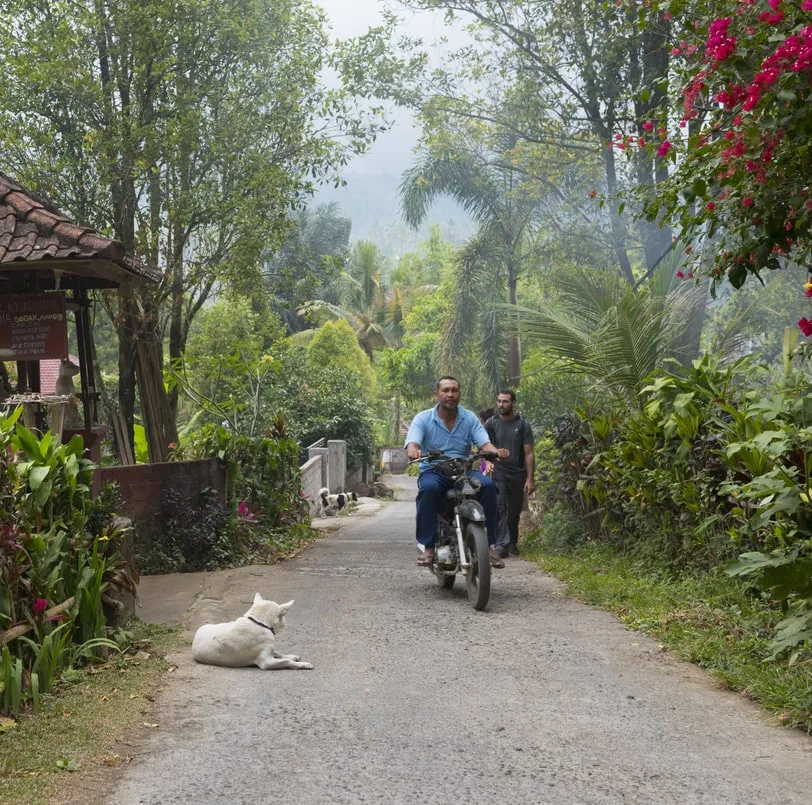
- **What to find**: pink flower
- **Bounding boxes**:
[642,121,654,132]
[799,318,812,337]
[706,202,716,211]
[803,1,812,10]
[742,197,754,207]
[33,598,48,615]
[676,271,685,279]
[657,140,672,157]
[664,11,672,20]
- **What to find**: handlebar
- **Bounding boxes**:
[408,450,499,465]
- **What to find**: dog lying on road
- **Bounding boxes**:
[191,593,313,670]
[319,487,358,517]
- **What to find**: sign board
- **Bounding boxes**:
[0,292,68,361]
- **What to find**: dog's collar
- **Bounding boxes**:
[247,615,275,635]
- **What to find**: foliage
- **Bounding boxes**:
[306,319,378,396]
[142,423,313,575]
[338,0,676,280]
[511,265,706,404]
[544,351,812,661]
[637,0,812,285]
[0,0,386,450]
[263,203,352,333]
[134,488,232,575]
[0,409,128,718]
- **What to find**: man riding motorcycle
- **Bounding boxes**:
[404,376,508,569]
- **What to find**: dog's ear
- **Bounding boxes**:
[253,592,263,605]
[278,600,294,615]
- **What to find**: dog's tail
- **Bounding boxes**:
[319,487,329,501]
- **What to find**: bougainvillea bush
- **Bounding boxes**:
[633,0,811,288]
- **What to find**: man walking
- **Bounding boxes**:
[485,390,535,557]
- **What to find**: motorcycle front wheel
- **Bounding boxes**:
[463,522,490,610]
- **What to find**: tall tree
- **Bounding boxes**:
[0,0,383,458]
[400,138,546,388]
[337,0,676,281]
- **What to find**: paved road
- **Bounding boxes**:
[98,475,810,804]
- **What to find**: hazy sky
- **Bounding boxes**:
[315,0,465,176]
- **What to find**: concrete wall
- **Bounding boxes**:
[95,458,225,522]
[300,454,324,517]
[327,440,346,494]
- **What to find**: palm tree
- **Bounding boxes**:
[508,265,706,405]
[400,143,546,391]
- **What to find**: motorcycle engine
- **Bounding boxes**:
[436,545,453,564]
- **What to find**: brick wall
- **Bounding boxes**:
[95,458,225,522]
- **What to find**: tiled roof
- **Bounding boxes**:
[0,172,161,285]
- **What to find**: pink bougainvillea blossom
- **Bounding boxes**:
[706,17,736,61]
[642,121,654,132]
[657,140,672,157]
[799,318,812,337]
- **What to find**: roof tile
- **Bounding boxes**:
[0,171,161,284]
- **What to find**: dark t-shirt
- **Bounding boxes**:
[485,414,534,481]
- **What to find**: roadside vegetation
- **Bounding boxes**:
[0,0,810,776]
[0,621,183,805]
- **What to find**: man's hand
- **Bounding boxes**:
[524,478,535,496]
[496,448,509,460]
[406,442,422,461]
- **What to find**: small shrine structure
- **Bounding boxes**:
[0,172,162,455]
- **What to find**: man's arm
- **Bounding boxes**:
[523,443,535,495]
[404,412,426,460]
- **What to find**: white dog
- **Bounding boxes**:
[191,593,313,670]
[319,487,358,516]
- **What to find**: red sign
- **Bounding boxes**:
[0,293,68,361]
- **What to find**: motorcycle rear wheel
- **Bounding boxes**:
[463,522,490,610]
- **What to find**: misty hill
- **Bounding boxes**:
[315,170,474,257]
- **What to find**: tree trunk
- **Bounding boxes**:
[506,263,521,385]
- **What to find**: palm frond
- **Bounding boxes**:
[400,151,503,229]
[440,230,505,369]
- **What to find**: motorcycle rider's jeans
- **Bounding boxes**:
[415,469,497,547]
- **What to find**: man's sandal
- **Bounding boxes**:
[417,548,435,566]
[488,548,505,569]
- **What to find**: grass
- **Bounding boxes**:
[524,540,812,732]
[0,621,185,805]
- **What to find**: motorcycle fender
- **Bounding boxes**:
[458,500,485,522]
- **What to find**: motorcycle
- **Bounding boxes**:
[411,450,498,611]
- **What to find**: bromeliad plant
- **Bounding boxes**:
[0,407,125,717]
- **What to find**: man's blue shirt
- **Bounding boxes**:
[405,404,490,472]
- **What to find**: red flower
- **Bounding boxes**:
[706,202,716,211]
[657,140,672,157]
[742,197,754,207]
[799,318,812,337]
[642,121,654,132]
[33,598,48,615]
